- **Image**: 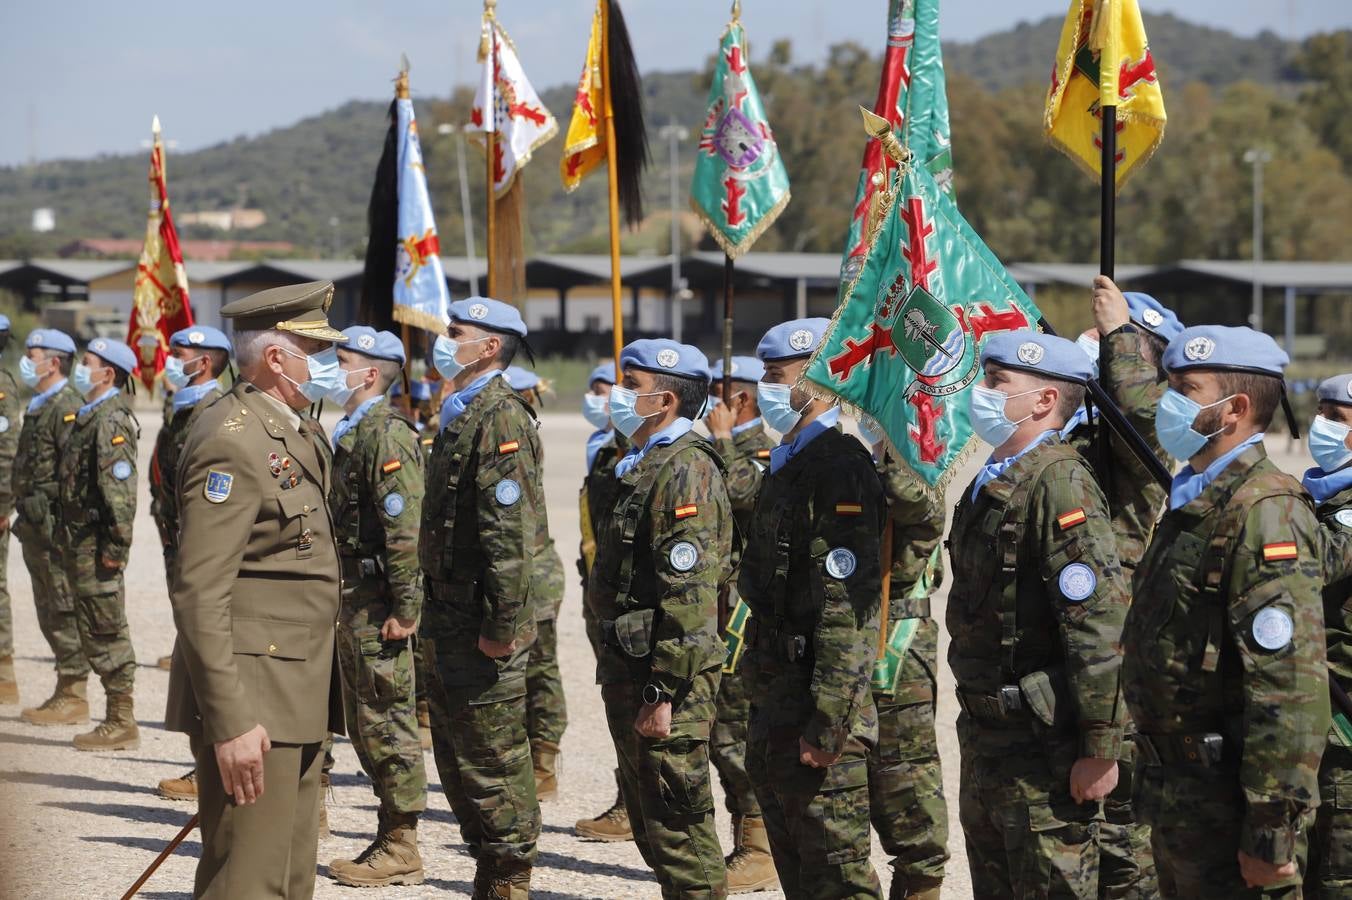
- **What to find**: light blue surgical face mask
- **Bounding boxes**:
[1309,414,1352,473]
[581,392,612,430]
[432,335,488,381]
[857,419,884,449]
[280,346,344,404]
[19,355,45,388]
[163,354,204,391]
[968,385,1040,448]
[328,366,373,408]
[1155,388,1234,461]
[608,385,662,439]
[72,362,102,397]
[757,381,805,434]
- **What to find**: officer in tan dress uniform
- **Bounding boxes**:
[165,281,348,899]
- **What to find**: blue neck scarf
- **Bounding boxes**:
[332,395,384,447]
[971,429,1057,502]
[732,417,763,437]
[770,406,840,474]
[1169,433,1265,511]
[586,427,612,472]
[28,378,69,414]
[440,371,502,431]
[173,379,220,413]
[78,388,120,418]
[1303,463,1352,506]
[615,418,694,479]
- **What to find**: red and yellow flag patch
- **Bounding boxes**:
[1262,542,1298,562]
[498,440,520,454]
[381,459,402,474]
[674,504,699,520]
[755,449,772,459]
[836,503,863,516]
[63,413,76,423]
[1057,508,1087,531]
[110,435,126,446]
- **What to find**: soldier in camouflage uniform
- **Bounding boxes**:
[573,360,636,842]
[1124,325,1328,898]
[1299,373,1352,898]
[0,316,22,705]
[57,338,140,751]
[949,332,1129,899]
[15,329,89,725]
[419,298,541,899]
[739,319,884,899]
[323,327,428,887]
[704,355,778,893]
[505,365,569,801]
[589,339,735,897]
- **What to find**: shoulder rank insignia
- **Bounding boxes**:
[498,440,520,454]
[111,434,126,446]
[63,412,77,423]
[674,503,699,520]
[836,502,863,516]
[204,470,233,503]
[381,459,402,474]
[1262,541,1298,562]
[222,417,245,433]
[1056,508,1087,531]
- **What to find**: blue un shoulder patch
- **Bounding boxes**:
[383,492,405,517]
[111,460,133,481]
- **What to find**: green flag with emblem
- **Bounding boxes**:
[805,157,1043,494]
[689,8,790,259]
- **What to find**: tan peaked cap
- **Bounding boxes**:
[220,280,348,343]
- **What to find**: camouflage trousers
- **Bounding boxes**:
[1097,740,1158,899]
[0,523,10,657]
[603,670,727,899]
[711,662,760,817]
[1307,743,1352,898]
[336,599,427,817]
[422,633,539,868]
[64,540,135,694]
[868,687,949,891]
[747,728,881,900]
[1135,763,1304,899]
[526,616,567,746]
[958,732,1102,899]
[16,527,86,677]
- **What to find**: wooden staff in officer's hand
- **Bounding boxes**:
[119,813,198,900]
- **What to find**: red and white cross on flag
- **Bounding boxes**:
[469,18,558,197]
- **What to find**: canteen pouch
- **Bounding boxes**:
[358,635,413,706]
[614,608,656,659]
[1019,668,1071,732]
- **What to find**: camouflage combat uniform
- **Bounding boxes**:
[580,431,627,653]
[868,451,949,898]
[13,379,86,680]
[56,391,139,699]
[1124,441,1328,898]
[739,424,885,899]
[419,374,541,882]
[0,367,21,666]
[149,382,224,564]
[331,398,427,820]
[590,428,735,897]
[526,535,567,751]
[947,434,1129,899]
[1067,325,1165,897]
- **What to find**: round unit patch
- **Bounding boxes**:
[91,339,107,353]
[30,333,44,346]
[1142,308,1164,328]
[825,548,857,580]
[1184,337,1215,362]
[188,330,205,344]
[383,493,405,517]
[788,329,814,352]
[468,302,489,320]
[1058,563,1097,602]
[1336,509,1352,529]
[357,333,376,351]
[495,478,522,506]
[0,416,8,434]
[1017,342,1045,365]
[668,541,699,573]
[656,348,680,369]
[1252,607,1294,651]
[111,460,133,481]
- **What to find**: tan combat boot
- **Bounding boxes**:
[417,698,432,751]
[891,876,943,900]
[726,815,779,893]
[328,812,426,887]
[157,769,197,800]
[532,739,560,801]
[74,691,140,751]
[21,675,89,726]
[574,769,633,841]
[473,862,531,900]
[0,656,19,705]
[318,773,332,840]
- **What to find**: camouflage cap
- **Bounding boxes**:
[220,280,347,343]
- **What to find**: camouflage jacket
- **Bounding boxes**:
[1124,443,1328,864]
[579,430,627,586]
[0,368,21,518]
[712,420,774,532]
[738,427,885,755]
[419,375,543,645]
[55,392,139,565]
[150,385,224,555]
[589,430,735,696]
[877,450,945,623]
[1068,326,1169,568]
[947,436,1128,759]
[1315,485,1352,750]
[530,429,565,622]
[12,380,82,540]
[331,398,424,622]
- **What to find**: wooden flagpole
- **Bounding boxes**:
[484,3,498,299]
[721,254,734,403]
[602,0,624,377]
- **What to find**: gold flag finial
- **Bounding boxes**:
[479,1,497,61]
[395,57,410,100]
[860,106,909,165]
[151,114,161,135]
[731,0,741,21]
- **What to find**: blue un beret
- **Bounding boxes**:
[589,361,617,387]
[26,329,77,355]
[980,330,1095,385]
[0,314,10,331]
[504,365,540,391]
[757,318,831,362]
[709,355,765,383]
[86,338,138,376]
[1123,292,1184,342]
[341,326,405,364]
[621,339,710,382]
[170,325,232,353]
[449,297,527,337]
[1316,374,1352,407]
[1162,325,1289,377]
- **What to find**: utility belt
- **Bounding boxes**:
[956,686,1029,721]
[955,668,1069,730]
[1133,732,1234,769]
[746,617,812,665]
[340,553,384,582]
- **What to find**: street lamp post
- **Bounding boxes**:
[658,121,690,341]
[1243,148,1272,331]
[438,122,480,297]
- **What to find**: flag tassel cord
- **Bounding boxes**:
[602,0,625,378]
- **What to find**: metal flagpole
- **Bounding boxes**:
[601,0,625,377]
[483,4,498,299]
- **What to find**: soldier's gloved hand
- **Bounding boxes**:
[1069,756,1119,803]
[1238,851,1297,888]
[705,403,737,440]
[798,736,840,769]
[1091,275,1131,335]
[634,701,672,739]
[477,635,517,658]
[381,615,417,641]
[216,723,272,806]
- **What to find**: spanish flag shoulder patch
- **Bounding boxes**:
[836,502,863,516]
[63,413,76,423]
[381,459,402,474]
[674,504,699,520]
[1262,541,1298,562]
[498,440,520,454]
[110,435,126,446]
[421,436,434,446]
[1056,508,1087,531]
[755,449,772,459]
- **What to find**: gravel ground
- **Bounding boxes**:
[0,404,1315,899]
